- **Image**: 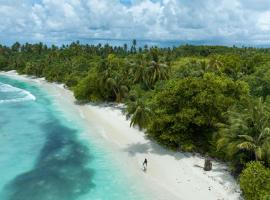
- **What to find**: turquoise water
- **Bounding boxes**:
[0,75,147,200]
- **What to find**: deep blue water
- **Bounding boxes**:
[0,76,148,200]
[47,38,255,48]
[5,38,270,49]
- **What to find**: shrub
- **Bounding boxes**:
[239,161,270,200]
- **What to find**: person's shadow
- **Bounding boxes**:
[142,166,147,173]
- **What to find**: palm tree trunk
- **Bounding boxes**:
[254,151,258,161]
[113,87,121,102]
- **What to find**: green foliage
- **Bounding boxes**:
[2,42,270,187]
[239,161,270,200]
[129,49,170,89]
[74,71,101,102]
[244,63,270,97]
[125,99,152,130]
[0,55,8,70]
[23,61,45,77]
[97,54,131,102]
[216,98,270,173]
[146,73,249,151]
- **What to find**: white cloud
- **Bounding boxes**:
[0,0,269,45]
[258,11,270,31]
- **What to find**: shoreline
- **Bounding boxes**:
[0,71,242,200]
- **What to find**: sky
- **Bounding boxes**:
[0,0,270,45]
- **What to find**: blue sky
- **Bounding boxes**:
[0,0,270,45]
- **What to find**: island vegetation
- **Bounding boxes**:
[0,40,270,199]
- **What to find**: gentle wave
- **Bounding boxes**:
[0,82,36,104]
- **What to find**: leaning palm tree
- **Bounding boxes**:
[126,100,152,130]
[217,98,270,163]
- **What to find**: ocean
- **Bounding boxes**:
[0,75,149,200]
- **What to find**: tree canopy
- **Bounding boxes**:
[1,41,270,183]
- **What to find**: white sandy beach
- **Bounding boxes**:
[1,71,242,200]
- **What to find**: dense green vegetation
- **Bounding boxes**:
[1,41,270,198]
[217,98,270,174]
[239,161,270,200]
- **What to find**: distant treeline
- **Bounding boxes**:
[1,40,270,200]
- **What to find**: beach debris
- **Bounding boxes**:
[204,156,212,171]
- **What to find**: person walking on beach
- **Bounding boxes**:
[143,158,148,171]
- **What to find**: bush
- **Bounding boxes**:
[146,73,249,151]
[74,72,101,102]
[239,161,270,200]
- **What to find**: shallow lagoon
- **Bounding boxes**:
[0,75,147,200]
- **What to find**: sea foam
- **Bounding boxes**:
[0,82,36,104]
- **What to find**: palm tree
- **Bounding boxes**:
[139,48,169,87]
[126,100,152,130]
[123,43,128,53]
[105,76,129,103]
[208,57,223,72]
[184,60,222,77]
[199,60,208,73]
[131,39,137,53]
[98,55,129,102]
[196,59,223,75]
[130,54,148,85]
[145,59,169,88]
[217,98,270,163]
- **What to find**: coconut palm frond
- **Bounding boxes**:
[238,135,254,142]
[237,142,256,150]
[255,147,263,160]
